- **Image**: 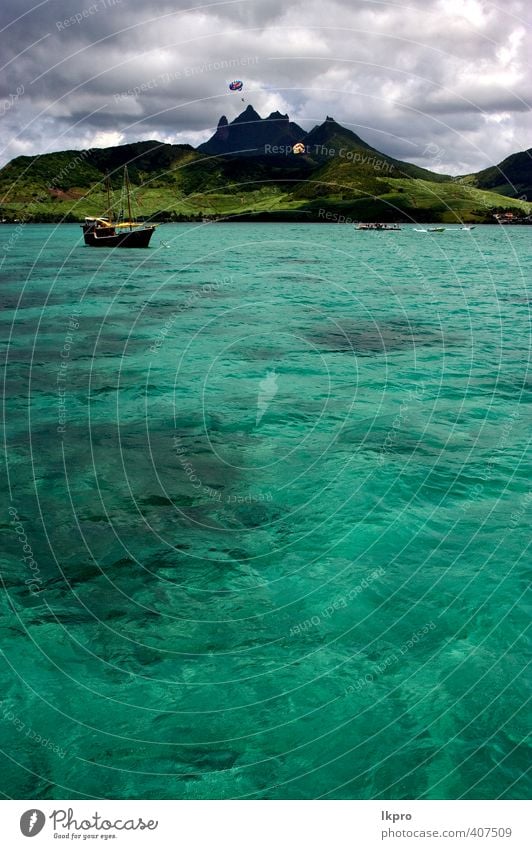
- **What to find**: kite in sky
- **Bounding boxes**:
[229,80,245,101]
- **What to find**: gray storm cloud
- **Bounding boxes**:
[0,0,530,172]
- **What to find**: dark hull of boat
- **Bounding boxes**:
[82,227,155,248]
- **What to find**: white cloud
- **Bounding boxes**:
[0,0,529,171]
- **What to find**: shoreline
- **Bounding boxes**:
[0,218,529,225]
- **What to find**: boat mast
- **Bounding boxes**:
[106,174,112,223]
[125,166,133,226]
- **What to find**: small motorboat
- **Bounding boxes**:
[356,222,401,230]
[427,227,446,233]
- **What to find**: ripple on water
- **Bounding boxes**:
[1,223,530,800]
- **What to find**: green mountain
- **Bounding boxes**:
[0,108,530,223]
[300,116,448,181]
[465,148,532,201]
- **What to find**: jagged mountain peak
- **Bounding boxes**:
[196,107,451,181]
[304,117,374,152]
[233,104,262,123]
[198,104,304,156]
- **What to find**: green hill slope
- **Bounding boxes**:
[0,129,530,224]
[465,148,532,201]
[301,117,450,183]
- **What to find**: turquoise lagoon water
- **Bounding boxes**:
[0,222,530,799]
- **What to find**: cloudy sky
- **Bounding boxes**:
[0,0,530,172]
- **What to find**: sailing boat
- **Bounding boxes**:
[81,166,157,248]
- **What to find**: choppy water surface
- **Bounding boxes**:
[1,223,530,799]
